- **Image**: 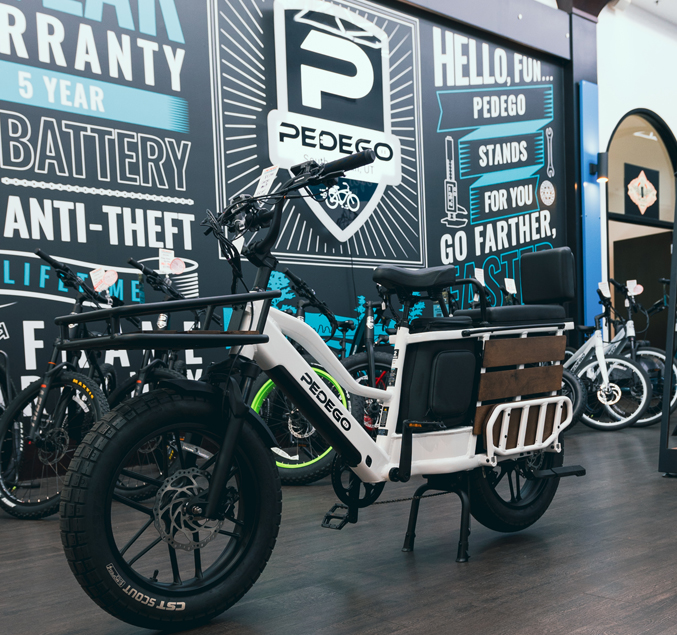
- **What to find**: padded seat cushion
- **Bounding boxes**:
[455,304,566,325]
[373,264,456,292]
[409,316,472,333]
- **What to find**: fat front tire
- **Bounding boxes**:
[469,449,564,532]
[0,372,109,519]
[60,389,282,631]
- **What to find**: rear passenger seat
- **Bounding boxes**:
[454,305,566,326]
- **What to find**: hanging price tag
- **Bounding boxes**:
[473,268,484,302]
[159,249,174,274]
[504,278,517,295]
[90,268,119,291]
[598,281,611,298]
[170,258,185,275]
[254,165,279,197]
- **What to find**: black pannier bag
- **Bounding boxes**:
[397,337,481,431]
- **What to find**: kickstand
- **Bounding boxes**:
[402,474,471,563]
[347,470,360,524]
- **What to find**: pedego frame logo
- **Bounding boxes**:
[218,0,427,267]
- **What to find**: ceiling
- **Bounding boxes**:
[620,0,677,26]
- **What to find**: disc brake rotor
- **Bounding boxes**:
[153,468,223,552]
[37,427,69,465]
[597,383,622,405]
[287,409,315,439]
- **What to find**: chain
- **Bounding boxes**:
[372,490,455,505]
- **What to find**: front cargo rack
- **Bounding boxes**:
[53,290,280,351]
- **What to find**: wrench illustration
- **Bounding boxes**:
[545,127,555,178]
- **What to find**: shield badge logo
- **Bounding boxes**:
[268,0,402,242]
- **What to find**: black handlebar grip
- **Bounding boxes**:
[128,257,145,271]
[35,249,67,271]
[608,278,625,291]
[321,149,376,176]
[659,277,671,285]
[282,267,304,287]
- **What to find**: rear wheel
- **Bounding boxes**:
[0,371,108,519]
[469,449,564,532]
[60,389,281,631]
[629,347,677,427]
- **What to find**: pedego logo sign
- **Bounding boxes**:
[268,0,402,242]
[218,0,425,267]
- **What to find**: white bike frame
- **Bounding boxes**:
[234,299,574,485]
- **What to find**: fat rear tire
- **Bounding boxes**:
[469,449,564,532]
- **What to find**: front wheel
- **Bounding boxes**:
[60,389,282,631]
[469,449,563,532]
[576,355,651,431]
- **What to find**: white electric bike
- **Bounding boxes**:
[564,281,652,430]
[59,151,585,630]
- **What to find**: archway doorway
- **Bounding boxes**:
[607,112,676,349]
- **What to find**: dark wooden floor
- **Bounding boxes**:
[3,423,677,635]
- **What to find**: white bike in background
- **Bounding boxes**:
[59,151,585,631]
[564,281,652,430]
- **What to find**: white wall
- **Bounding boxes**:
[598,3,677,149]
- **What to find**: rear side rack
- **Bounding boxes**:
[483,395,572,464]
[53,290,280,351]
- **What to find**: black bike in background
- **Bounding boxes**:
[105,257,224,408]
[0,250,116,519]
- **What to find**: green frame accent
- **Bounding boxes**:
[251,368,347,469]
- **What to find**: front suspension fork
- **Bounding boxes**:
[204,374,254,520]
[593,330,611,390]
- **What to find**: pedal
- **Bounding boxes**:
[531,465,586,480]
[322,503,351,530]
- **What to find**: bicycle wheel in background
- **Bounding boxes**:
[630,347,677,427]
[0,356,16,418]
[576,355,651,430]
[561,368,587,433]
[251,362,345,485]
[0,372,109,519]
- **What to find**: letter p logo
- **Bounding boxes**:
[300,30,374,109]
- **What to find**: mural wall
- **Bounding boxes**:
[0,0,567,387]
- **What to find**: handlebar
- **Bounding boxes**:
[319,149,376,177]
[247,150,377,262]
[129,257,221,327]
[36,248,69,272]
[35,249,108,305]
[609,278,626,293]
